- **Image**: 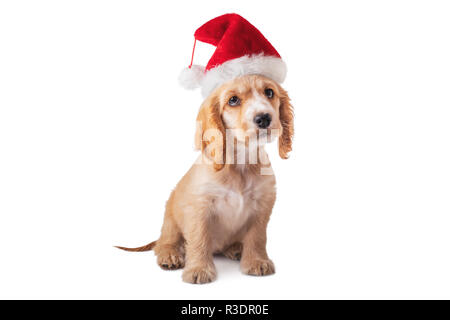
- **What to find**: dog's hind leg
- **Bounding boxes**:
[153,201,185,270]
[222,242,243,261]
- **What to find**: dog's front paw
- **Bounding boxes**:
[241,259,275,276]
[182,265,217,284]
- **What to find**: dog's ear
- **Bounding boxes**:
[278,86,294,159]
[195,94,225,170]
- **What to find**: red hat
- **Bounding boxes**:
[179,13,287,97]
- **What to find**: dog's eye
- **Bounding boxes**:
[228,96,241,106]
[264,88,274,99]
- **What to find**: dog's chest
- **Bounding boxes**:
[213,187,252,231]
[208,178,264,232]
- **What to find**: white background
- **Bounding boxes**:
[1,0,449,299]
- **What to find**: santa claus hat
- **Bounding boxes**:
[179,13,287,97]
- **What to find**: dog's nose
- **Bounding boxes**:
[254,113,272,129]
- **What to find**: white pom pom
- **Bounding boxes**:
[178,65,205,90]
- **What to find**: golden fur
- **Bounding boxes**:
[117,75,293,284]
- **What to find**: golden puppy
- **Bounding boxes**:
[117,74,293,284]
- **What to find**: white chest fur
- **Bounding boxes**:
[213,185,251,232]
[192,164,276,251]
[201,174,272,233]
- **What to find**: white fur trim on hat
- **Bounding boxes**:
[178,54,287,97]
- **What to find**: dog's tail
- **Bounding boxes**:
[115,240,157,252]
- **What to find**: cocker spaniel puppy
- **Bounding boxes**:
[117,74,293,284]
